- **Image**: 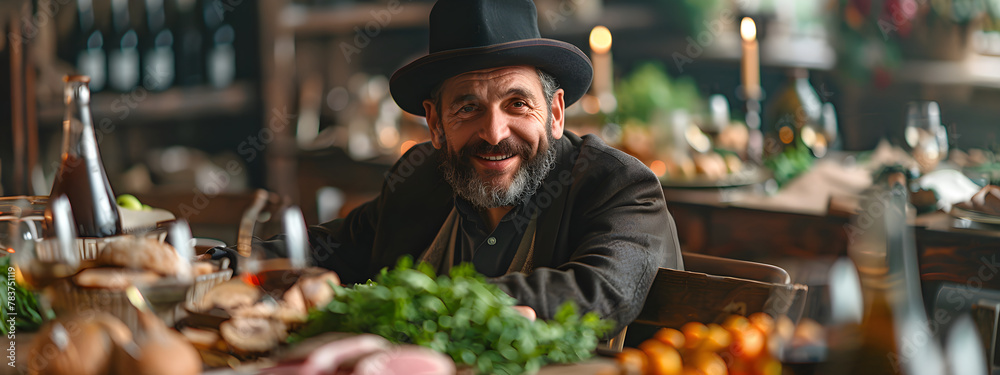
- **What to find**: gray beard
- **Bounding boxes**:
[440,123,557,210]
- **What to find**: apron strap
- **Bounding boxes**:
[419,207,539,275]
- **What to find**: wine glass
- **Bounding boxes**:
[905,101,949,173]
[13,195,80,291]
[243,205,314,301]
[0,196,46,255]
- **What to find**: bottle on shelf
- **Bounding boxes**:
[74,0,107,92]
[142,0,176,91]
[203,0,236,88]
[44,76,123,239]
[107,0,141,92]
[174,0,204,86]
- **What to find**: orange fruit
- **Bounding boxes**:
[654,328,686,348]
[691,351,728,375]
[616,347,648,375]
[683,366,708,375]
[722,315,751,334]
[640,340,683,375]
[748,313,775,335]
[730,325,766,360]
[701,324,733,352]
[682,322,710,351]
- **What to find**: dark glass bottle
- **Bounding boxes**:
[828,185,947,375]
[763,68,824,158]
[203,0,236,88]
[174,0,205,86]
[107,0,141,92]
[44,76,123,238]
[142,0,176,91]
[74,0,107,92]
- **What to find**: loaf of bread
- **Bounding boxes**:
[98,236,188,277]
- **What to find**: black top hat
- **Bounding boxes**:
[389,0,594,117]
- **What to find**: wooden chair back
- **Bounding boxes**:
[634,253,807,330]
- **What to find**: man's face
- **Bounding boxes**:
[422,66,565,209]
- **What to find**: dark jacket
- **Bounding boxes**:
[263,131,682,333]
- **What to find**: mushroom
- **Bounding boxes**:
[219,317,285,355]
[194,279,261,312]
[26,312,132,375]
[112,308,203,375]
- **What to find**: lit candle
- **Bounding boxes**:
[740,17,761,100]
[589,26,613,99]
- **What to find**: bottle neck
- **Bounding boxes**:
[77,0,95,32]
[146,0,167,32]
[62,81,98,160]
[111,0,131,34]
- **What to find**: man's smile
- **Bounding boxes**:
[473,153,520,172]
[478,153,514,161]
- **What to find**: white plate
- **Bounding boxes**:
[949,206,1000,225]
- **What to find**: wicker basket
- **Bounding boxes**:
[49,267,233,331]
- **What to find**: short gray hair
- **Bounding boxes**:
[537,69,558,106]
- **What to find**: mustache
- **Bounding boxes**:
[459,137,533,160]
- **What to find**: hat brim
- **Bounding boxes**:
[390,38,593,117]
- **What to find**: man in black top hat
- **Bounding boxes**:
[259,0,682,335]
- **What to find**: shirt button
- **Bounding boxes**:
[487,237,497,246]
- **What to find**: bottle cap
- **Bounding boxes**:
[63,75,91,83]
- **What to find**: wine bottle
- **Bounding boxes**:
[203,0,236,88]
[830,184,947,375]
[107,0,141,92]
[174,0,205,86]
[74,0,107,92]
[763,68,824,158]
[142,0,175,91]
[44,76,123,238]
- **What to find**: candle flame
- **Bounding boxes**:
[650,160,667,177]
[400,140,417,155]
[589,26,612,54]
[740,17,756,42]
[581,95,601,115]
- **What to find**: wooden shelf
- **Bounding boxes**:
[896,54,1000,89]
[38,81,257,127]
[277,2,659,38]
[279,2,434,36]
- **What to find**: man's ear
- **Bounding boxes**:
[550,89,565,139]
[423,99,444,149]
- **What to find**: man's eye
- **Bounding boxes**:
[512,101,526,108]
[459,105,475,113]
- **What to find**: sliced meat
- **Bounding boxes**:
[298,334,391,375]
[352,345,456,375]
[982,186,1000,216]
[296,271,341,309]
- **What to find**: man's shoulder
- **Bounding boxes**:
[382,141,450,196]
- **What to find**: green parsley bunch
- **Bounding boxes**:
[291,257,613,374]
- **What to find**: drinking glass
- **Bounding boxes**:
[13,195,80,291]
[905,101,949,173]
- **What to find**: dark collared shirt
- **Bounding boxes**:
[452,196,533,277]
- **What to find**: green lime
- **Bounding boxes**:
[116,194,142,211]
